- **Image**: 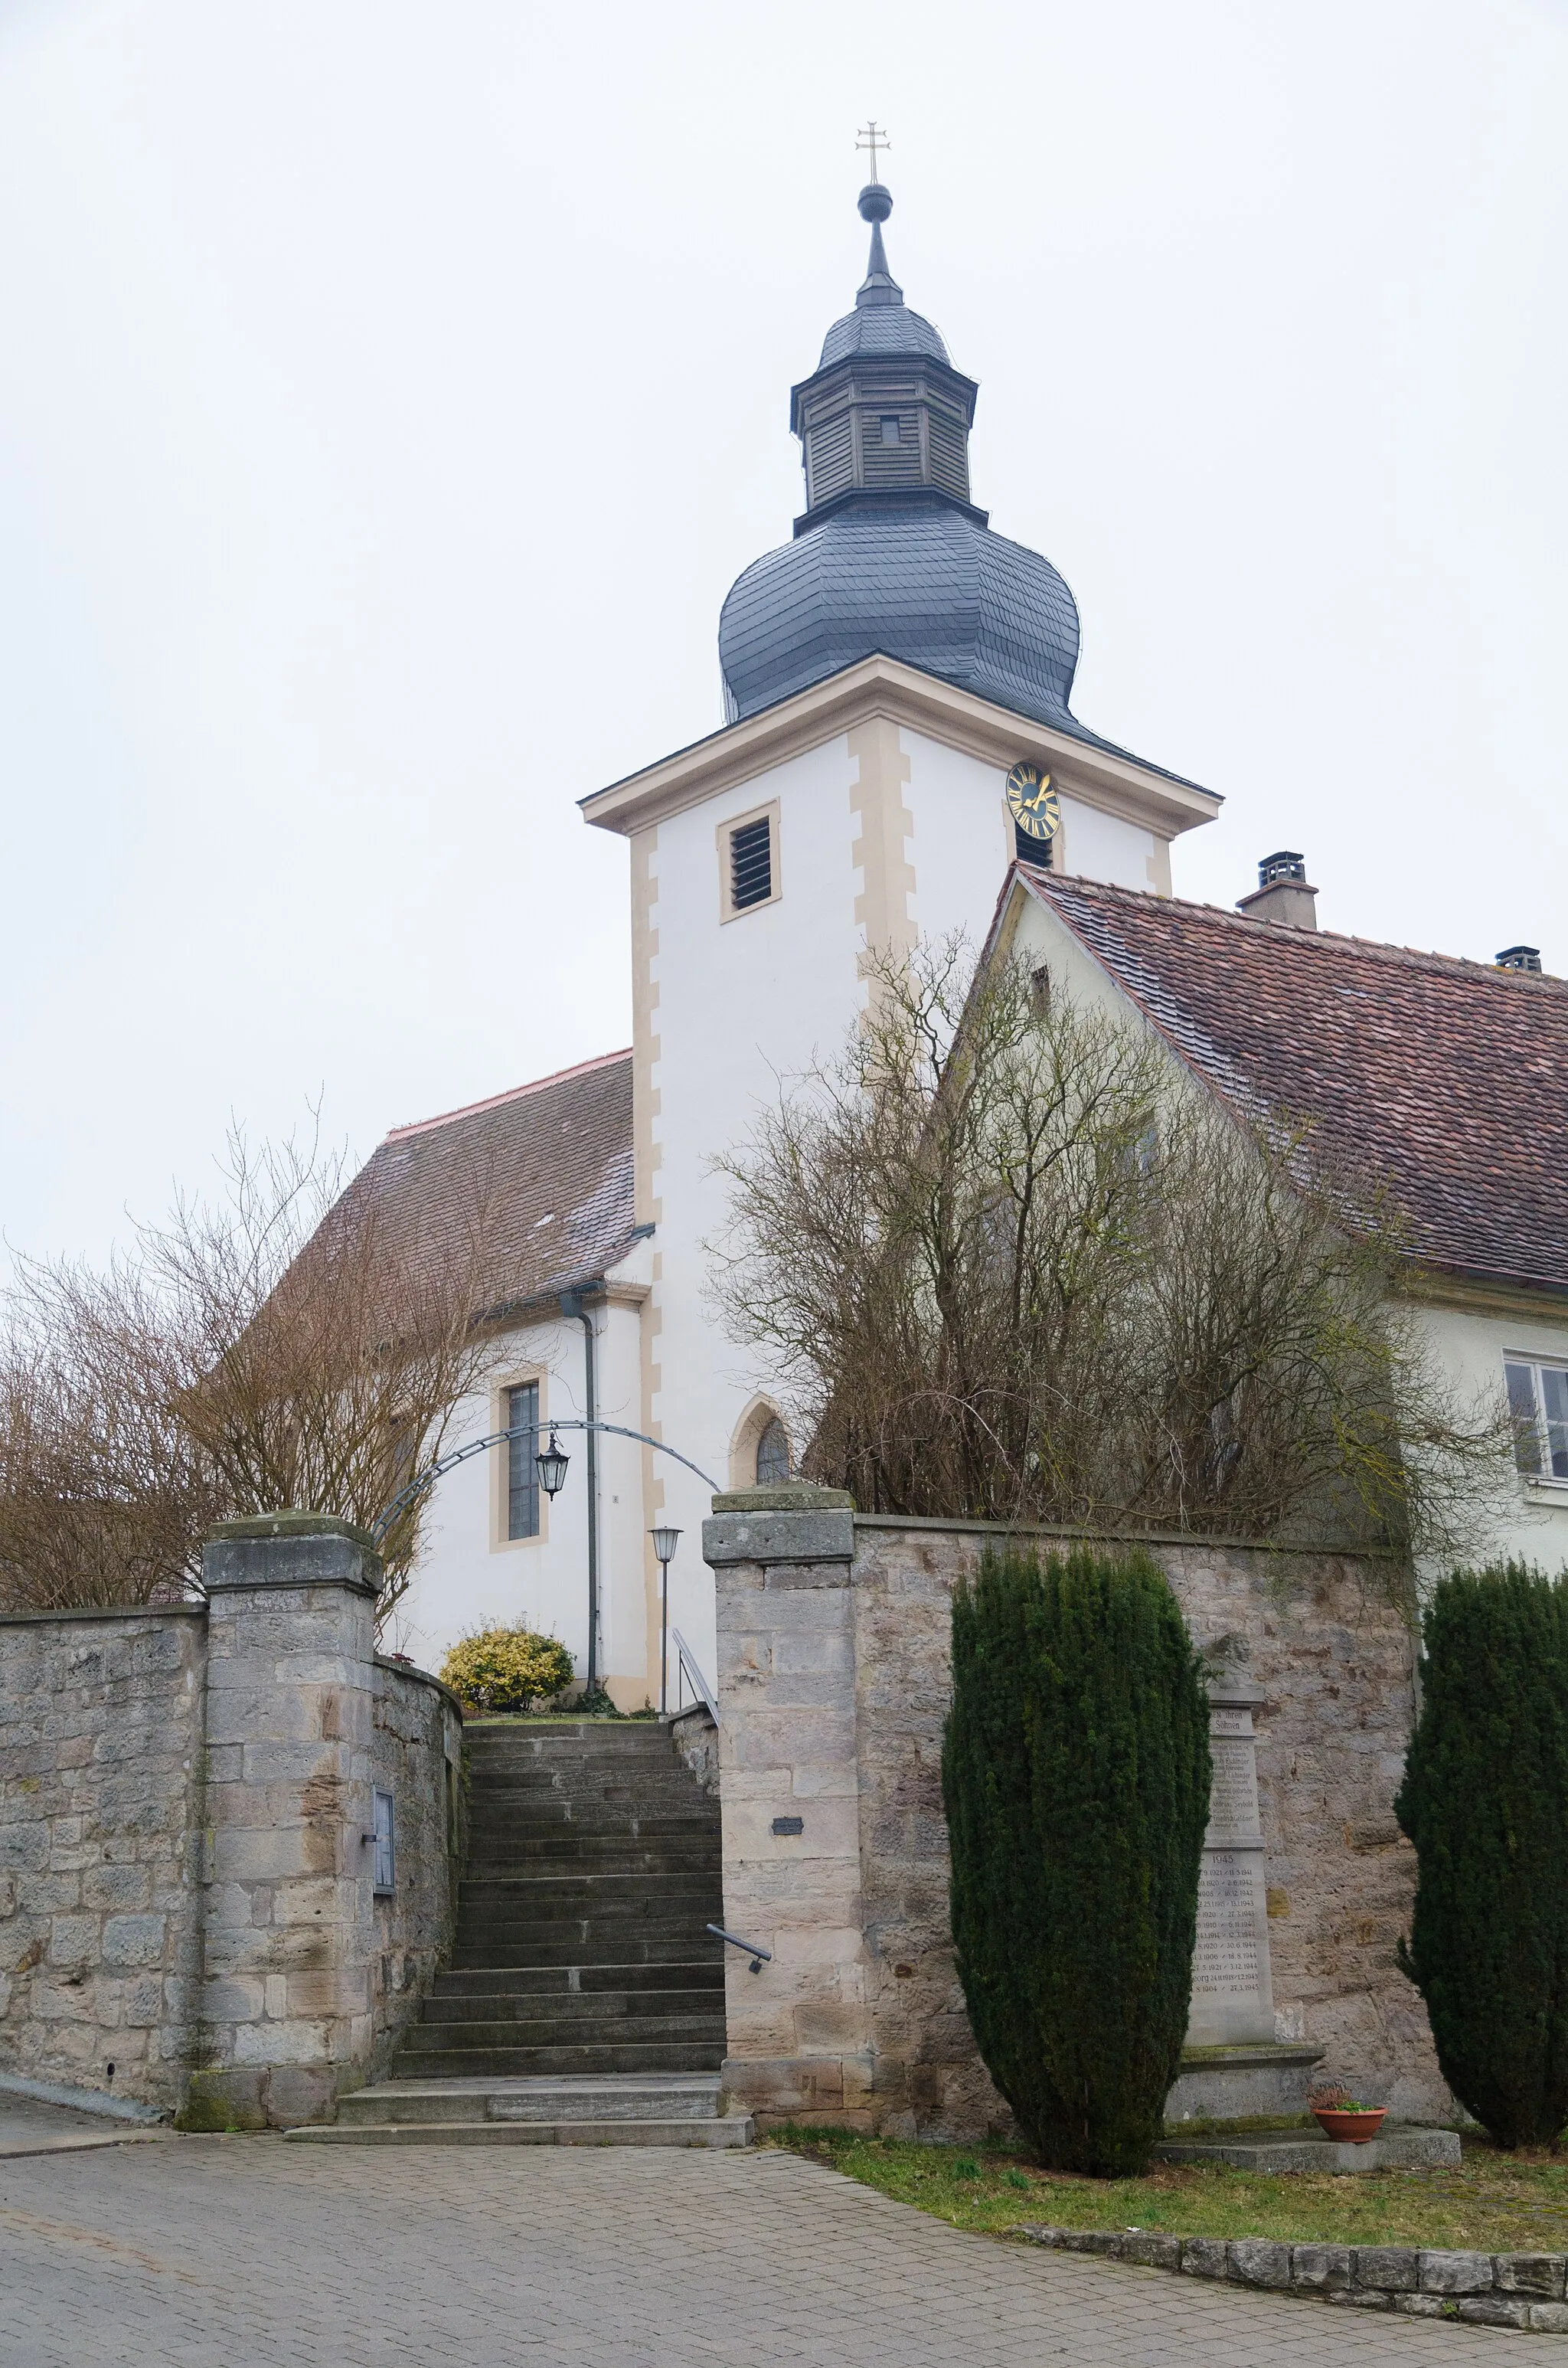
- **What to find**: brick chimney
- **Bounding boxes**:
[1237,851,1318,931]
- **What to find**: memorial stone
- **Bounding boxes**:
[1187,1673,1276,2046]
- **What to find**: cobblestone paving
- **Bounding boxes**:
[0,2137,1527,2366]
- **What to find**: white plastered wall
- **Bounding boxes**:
[642,734,863,1688]
[1413,1299,1568,1578]
[900,727,1162,950]
[384,1245,655,1705]
[639,723,1172,1687]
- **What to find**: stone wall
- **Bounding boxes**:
[707,1490,1449,2141]
[369,1657,463,2072]
[0,1516,462,2128]
[0,1606,206,2115]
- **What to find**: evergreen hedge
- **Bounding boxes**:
[941,1545,1211,2175]
[1395,1563,1568,2149]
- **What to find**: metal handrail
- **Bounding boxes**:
[707,1922,772,1974]
[671,1627,720,1727]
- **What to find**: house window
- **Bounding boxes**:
[372,1788,395,1895]
[880,414,900,445]
[507,1381,541,1537]
[755,1418,790,1485]
[719,804,780,921]
[1505,1358,1568,1483]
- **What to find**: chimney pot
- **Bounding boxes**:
[1496,945,1543,974]
[1237,850,1318,931]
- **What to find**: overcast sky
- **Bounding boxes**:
[2,0,1564,1272]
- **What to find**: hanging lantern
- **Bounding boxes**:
[536,1431,570,1499]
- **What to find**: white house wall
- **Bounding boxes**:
[387,1283,657,1706]
[1415,1297,1568,1578]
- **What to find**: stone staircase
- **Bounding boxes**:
[287,1719,749,2147]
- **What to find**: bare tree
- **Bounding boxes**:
[710,940,1511,1564]
[0,1122,510,1625]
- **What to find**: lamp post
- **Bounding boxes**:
[650,1525,681,1715]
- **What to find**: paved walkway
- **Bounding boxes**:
[0,2133,1527,2366]
[0,2090,173,2161]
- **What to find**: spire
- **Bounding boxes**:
[787,154,984,533]
[855,181,902,311]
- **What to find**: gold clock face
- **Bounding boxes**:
[1005,760,1060,841]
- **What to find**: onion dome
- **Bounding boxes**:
[718,180,1088,737]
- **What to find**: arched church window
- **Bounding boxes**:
[755,1418,790,1486]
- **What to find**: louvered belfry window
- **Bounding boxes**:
[730,815,773,911]
[507,1381,541,1538]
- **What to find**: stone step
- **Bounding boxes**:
[456,1897,721,1926]
[464,1818,715,1837]
[462,1846,720,1866]
[450,1934,723,1971]
[469,1821,716,1840]
[409,2012,727,2049]
[431,1718,726,2084]
[421,1989,721,2025]
[469,1788,712,1814]
[285,2070,752,2149]
[429,1960,723,1998]
[462,1875,724,1894]
[464,1742,691,1761]
[1153,2124,1462,2175]
[457,1906,722,1926]
[286,2117,751,2148]
[391,2041,728,2079]
[340,2073,730,2126]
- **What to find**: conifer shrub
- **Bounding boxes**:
[941,1545,1210,2176]
[439,1623,574,1715]
[1395,1563,1568,2148]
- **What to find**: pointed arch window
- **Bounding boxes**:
[755,1418,790,1486]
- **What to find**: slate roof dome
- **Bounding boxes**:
[817,299,950,367]
[717,180,1089,740]
[720,506,1083,732]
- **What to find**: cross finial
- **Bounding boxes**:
[855,121,890,184]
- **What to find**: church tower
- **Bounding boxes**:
[580,175,1219,1679]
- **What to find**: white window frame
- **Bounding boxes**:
[1504,1354,1568,1488]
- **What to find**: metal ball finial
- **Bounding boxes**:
[858,182,893,225]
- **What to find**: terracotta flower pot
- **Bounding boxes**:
[1313,2106,1387,2144]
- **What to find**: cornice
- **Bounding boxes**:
[579,656,1220,843]
[1399,1267,1568,1323]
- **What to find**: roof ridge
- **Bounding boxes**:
[1040,874,1563,990]
[384,1048,633,1143]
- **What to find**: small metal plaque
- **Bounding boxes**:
[771,1816,804,1836]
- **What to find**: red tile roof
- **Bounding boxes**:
[345,1049,637,1315]
[1021,871,1568,1297]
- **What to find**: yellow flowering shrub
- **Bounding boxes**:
[439,1624,575,1714]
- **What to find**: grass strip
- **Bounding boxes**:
[764,2126,1568,2253]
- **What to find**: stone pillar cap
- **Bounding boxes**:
[708,1485,855,1513]
[202,1513,383,1598]
[210,1512,379,1549]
